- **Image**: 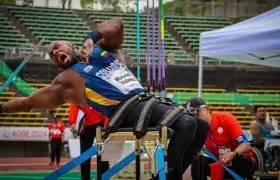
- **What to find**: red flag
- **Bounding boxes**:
[210,162,224,180]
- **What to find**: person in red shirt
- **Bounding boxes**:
[48,117,65,167]
[185,98,256,180]
[69,104,109,180]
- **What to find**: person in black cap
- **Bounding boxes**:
[185,98,256,180]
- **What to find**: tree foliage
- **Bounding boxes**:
[142,0,187,16]
[2,0,16,5]
[81,0,135,12]
[99,0,120,12]
[80,0,97,9]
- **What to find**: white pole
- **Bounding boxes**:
[198,56,203,98]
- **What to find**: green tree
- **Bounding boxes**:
[100,0,121,12]
[80,0,93,9]
[2,0,16,5]
[80,0,100,9]
[119,0,135,13]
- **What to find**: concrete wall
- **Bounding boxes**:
[0,141,68,157]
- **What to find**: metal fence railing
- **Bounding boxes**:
[4,44,50,61]
[3,44,268,68]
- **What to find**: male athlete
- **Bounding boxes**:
[0,18,209,179]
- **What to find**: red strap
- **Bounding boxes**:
[210,162,224,180]
[104,117,109,128]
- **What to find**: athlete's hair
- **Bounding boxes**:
[254,105,265,113]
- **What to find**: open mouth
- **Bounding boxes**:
[58,54,67,63]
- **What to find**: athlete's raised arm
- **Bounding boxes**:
[0,70,85,113]
[85,17,124,48]
[82,17,126,65]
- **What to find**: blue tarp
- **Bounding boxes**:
[199,6,280,67]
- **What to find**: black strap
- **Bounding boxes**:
[105,95,141,136]
[104,93,151,137]
[133,97,160,139]
[157,106,185,128]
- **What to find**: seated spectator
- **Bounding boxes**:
[186,98,256,180]
[250,106,272,148]
[250,105,280,170]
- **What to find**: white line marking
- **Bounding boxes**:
[0,162,96,166]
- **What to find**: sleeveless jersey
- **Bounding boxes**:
[253,119,273,144]
[71,46,144,117]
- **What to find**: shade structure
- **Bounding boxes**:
[197,7,280,97]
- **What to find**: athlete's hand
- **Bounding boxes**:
[70,124,77,136]
[80,39,93,63]
[221,152,235,164]
[70,124,77,131]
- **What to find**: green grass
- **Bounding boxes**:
[0,171,96,180]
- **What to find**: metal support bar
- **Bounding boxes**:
[95,126,170,180]
[155,148,166,180]
[96,126,103,180]
[144,142,156,178]
[162,126,168,173]
[135,139,141,180]
[102,148,144,180]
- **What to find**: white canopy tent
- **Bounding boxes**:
[198,6,280,97]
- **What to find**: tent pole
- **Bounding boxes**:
[198,56,203,98]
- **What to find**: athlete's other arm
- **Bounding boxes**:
[1,70,86,113]
[250,121,265,144]
[83,18,126,65]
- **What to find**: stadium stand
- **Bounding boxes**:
[0,6,278,130]
[7,6,91,48]
[237,89,280,94]
[0,12,33,54]
[86,11,195,64]
[166,87,225,93]
[166,15,232,52]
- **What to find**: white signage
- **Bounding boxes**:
[0,127,73,141]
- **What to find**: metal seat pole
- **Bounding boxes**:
[135,139,141,180]
[96,126,103,180]
[162,126,168,169]
[154,126,167,180]
[162,126,168,178]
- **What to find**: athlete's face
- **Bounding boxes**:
[48,41,76,69]
[256,107,266,121]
